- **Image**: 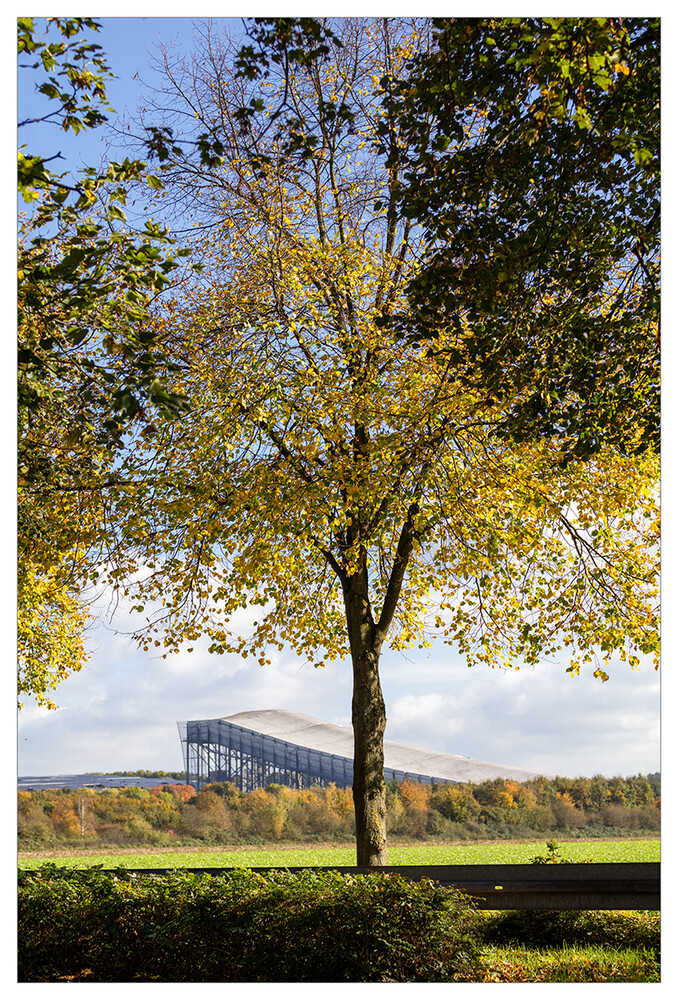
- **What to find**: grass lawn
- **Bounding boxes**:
[477,943,659,983]
[17,837,660,870]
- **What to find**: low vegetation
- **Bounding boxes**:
[17,863,659,983]
[18,773,660,851]
[17,838,660,870]
[479,943,659,984]
[476,909,660,983]
[18,865,482,982]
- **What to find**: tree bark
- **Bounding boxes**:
[344,567,388,867]
[351,637,388,867]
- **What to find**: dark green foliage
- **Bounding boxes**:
[18,17,191,464]
[17,17,198,708]
[478,907,659,956]
[18,865,482,982]
[381,16,659,463]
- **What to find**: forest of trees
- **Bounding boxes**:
[18,773,660,850]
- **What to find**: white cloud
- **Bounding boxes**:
[381,653,659,778]
[17,604,659,780]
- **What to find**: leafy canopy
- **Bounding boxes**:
[17,17,193,706]
[379,17,659,463]
[102,18,659,683]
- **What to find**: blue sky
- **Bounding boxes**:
[14,13,662,781]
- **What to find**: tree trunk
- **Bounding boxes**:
[351,640,388,866]
[344,569,387,866]
[341,505,420,866]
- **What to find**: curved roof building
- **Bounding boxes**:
[178,709,548,791]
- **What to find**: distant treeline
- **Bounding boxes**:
[18,773,660,849]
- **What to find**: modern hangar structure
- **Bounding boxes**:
[177,709,547,791]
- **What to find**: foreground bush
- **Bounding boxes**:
[18,865,482,982]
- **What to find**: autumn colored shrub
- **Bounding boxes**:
[18,865,482,982]
[552,795,589,830]
[431,784,482,824]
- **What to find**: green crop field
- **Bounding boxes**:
[17,838,659,870]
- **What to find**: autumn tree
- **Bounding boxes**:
[98,18,658,866]
[205,16,659,463]
[431,784,482,825]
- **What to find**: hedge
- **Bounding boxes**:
[18,864,482,982]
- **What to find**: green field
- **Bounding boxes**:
[17,838,660,870]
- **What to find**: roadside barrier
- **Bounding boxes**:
[80,862,659,910]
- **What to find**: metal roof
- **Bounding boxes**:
[220,709,550,783]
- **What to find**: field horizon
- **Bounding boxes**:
[17,837,660,870]
[18,833,659,856]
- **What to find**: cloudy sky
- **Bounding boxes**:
[14,13,663,782]
[17,600,660,780]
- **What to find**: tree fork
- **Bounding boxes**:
[343,508,420,866]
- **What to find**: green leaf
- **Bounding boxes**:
[107,204,127,222]
[634,147,653,167]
